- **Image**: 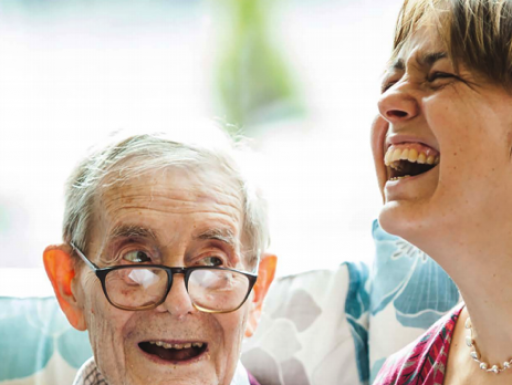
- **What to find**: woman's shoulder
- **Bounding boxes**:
[373,303,464,385]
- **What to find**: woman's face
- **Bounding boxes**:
[372,26,512,250]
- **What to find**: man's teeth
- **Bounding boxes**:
[384,147,439,166]
[149,341,203,350]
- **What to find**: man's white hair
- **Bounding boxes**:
[63,121,269,269]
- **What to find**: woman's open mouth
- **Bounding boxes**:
[384,144,440,181]
[138,340,208,364]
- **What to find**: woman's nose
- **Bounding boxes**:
[155,275,196,317]
[378,84,419,124]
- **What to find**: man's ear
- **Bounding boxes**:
[245,253,277,338]
[43,245,86,331]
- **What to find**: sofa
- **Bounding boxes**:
[0,221,460,385]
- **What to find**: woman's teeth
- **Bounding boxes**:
[384,145,440,181]
[384,147,440,167]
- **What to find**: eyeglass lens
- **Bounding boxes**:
[104,267,250,312]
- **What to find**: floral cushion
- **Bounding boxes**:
[0,262,370,385]
[0,297,92,385]
[368,220,461,383]
[241,262,370,385]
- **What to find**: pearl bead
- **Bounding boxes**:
[466,316,511,375]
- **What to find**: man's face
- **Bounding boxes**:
[74,166,251,385]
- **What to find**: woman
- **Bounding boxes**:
[371,0,512,384]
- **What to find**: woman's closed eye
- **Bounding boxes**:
[381,78,399,93]
[427,71,457,83]
[382,82,394,93]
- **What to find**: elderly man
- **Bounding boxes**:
[43,125,276,385]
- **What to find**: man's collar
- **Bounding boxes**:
[72,357,251,385]
[72,358,107,385]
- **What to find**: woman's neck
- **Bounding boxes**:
[428,233,512,366]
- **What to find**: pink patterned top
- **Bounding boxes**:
[373,303,464,385]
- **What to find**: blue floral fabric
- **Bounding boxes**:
[369,220,461,382]
[370,220,460,328]
[344,262,370,384]
[0,297,92,381]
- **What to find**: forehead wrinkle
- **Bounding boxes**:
[108,182,242,205]
[101,194,243,238]
[103,190,242,214]
[108,207,243,227]
[105,199,243,224]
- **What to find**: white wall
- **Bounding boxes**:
[0,0,403,276]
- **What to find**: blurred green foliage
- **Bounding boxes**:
[0,0,303,135]
[214,0,304,134]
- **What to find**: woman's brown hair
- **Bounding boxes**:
[393,0,512,87]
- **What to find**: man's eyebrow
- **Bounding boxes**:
[108,225,157,241]
[194,228,239,248]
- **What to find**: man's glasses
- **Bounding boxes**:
[71,243,258,313]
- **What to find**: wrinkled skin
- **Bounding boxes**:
[52,166,261,385]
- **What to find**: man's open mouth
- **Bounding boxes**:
[139,340,208,363]
[384,144,440,181]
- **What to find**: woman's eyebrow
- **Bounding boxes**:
[388,51,448,73]
[390,58,405,72]
[418,51,448,67]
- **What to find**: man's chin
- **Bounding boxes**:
[121,359,223,385]
[122,373,219,385]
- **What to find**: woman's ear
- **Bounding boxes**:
[245,253,277,338]
[43,245,86,331]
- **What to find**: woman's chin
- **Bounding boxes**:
[378,200,433,243]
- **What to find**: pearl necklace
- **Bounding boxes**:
[465,317,512,374]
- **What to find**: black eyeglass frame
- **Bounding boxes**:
[70,242,258,313]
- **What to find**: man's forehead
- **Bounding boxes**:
[89,165,245,244]
[107,224,239,245]
[99,165,243,206]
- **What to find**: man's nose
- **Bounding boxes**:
[155,275,196,317]
[378,82,419,124]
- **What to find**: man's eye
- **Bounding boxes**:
[123,250,151,263]
[201,256,223,267]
